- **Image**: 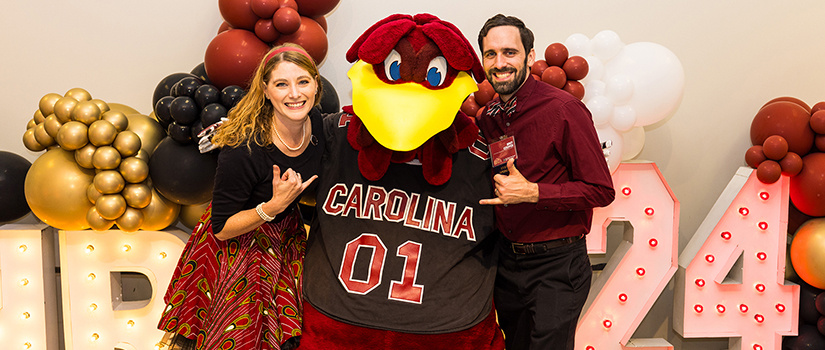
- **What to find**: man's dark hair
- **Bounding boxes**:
[477,14,534,53]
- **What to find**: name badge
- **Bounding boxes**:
[489,135,518,175]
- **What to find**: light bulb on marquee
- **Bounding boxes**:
[739,207,749,216]
[644,207,654,216]
[90,333,100,342]
[721,231,732,240]
[753,344,763,350]
[716,304,726,314]
[635,267,646,277]
[158,252,167,259]
[21,312,30,320]
[618,293,628,302]
[758,221,768,230]
[694,304,704,313]
[759,191,769,200]
[20,278,29,286]
[648,238,658,247]
[127,320,135,328]
[86,244,95,253]
[695,278,705,287]
[122,244,132,252]
[89,303,98,311]
[602,319,612,329]
[754,314,764,323]
[740,304,749,313]
[705,254,715,263]
[755,283,766,293]
[621,187,631,196]
[756,252,767,261]
[23,342,32,349]
[87,273,96,281]
[776,303,786,313]
[18,244,27,253]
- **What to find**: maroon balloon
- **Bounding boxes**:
[812,101,825,115]
[276,16,328,64]
[251,0,279,18]
[811,110,825,134]
[563,80,585,100]
[218,21,233,34]
[531,59,549,77]
[204,29,270,89]
[273,7,301,35]
[295,0,340,17]
[562,56,589,81]
[280,0,298,9]
[762,96,811,114]
[762,135,789,160]
[750,101,814,156]
[745,145,766,168]
[313,15,328,33]
[544,43,568,67]
[790,152,825,216]
[255,19,280,43]
[780,152,803,176]
[474,80,495,106]
[816,135,825,152]
[461,95,479,117]
[218,0,258,30]
[756,160,782,184]
[541,66,566,89]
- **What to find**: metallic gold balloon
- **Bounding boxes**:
[33,123,55,147]
[39,93,63,117]
[56,121,89,151]
[102,110,129,132]
[88,119,118,146]
[91,99,110,114]
[134,149,150,163]
[122,183,152,209]
[53,96,79,123]
[791,218,825,289]
[93,170,125,194]
[140,189,181,231]
[24,148,94,230]
[86,207,114,231]
[33,109,46,124]
[73,101,102,125]
[113,130,141,157]
[23,128,46,152]
[75,143,97,169]
[65,87,92,102]
[87,183,103,204]
[179,201,210,230]
[43,114,63,138]
[126,114,165,156]
[27,119,37,129]
[96,194,126,220]
[108,103,140,115]
[116,207,144,232]
[118,156,148,183]
[92,146,121,170]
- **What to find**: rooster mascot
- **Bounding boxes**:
[299,13,505,349]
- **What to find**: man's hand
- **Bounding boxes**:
[479,159,539,205]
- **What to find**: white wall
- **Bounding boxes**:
[3,1,823,348]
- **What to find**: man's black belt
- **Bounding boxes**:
[510,234,584,255]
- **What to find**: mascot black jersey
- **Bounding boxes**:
[303,113,497,333]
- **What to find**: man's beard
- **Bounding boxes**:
[486,58,529,97]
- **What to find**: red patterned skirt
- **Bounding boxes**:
[157,204,306,350]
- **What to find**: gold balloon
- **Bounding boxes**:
[23,128,46,152]
[118,156,148,183]
[33,123,55,147]
[96,194,126,220]
[87,183,103,204]
[43,114,63,138]
[39,93,63,117]
[140,190,181,231]
[113,130,141,157]
[64,87,92,102]
[134,149,150,163]
[116,207,144,232]
[56,121,89,151]
[27,119,37,129]
[92,146,122,170]
[93,170,125,194]
[180,201,210,230]
[75,143,97,169]
[91,99,110,114]
[102,110,129,132]
[73,101,102,125]
[88,120,117,146]
[791,218,825,289]
[122,183,152,209]
[86,207,114,231]
[33,109,46,124]
[108,103,140,115]
[126,114,165,156]
[53,96,79,123]
[24,148,94,230]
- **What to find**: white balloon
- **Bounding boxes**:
[605,74,633,104]
[621,126,645,161]
[586,95,614,127]
[591,30,624,61]
[610,105,636,132]
[580,55,604,84]
[583,80,606,102]
[595,125,623,174]
[564,33,592,57]
[603,42,685,127]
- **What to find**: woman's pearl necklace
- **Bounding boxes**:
[273,118,307,151]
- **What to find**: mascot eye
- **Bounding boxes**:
[426,56,448,87]
[384,50,402,81]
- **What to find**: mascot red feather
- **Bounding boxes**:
[300,13,505,349]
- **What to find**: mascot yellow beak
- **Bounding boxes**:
[348,60,478,152]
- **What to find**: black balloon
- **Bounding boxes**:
[167,122,193,144]
[819,316,825,336]
[318,75,340,113]
[221,85,245,110]
[169,96,199,125]
[154,95,175,130]
[784,325,825,350]
[816,292,825,316]
[0,151,32,222]
[194,85,220,109]
[190,62,212,86]
[190,120,205,141]
[172,77,203,98]
[801,283,823,325]
[153,73,196,108]
[149,137,218,205]
[201,103,228,127]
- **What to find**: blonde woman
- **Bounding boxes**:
[158,43,325,350]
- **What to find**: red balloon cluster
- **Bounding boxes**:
[746,97,825,216]
[205,0,338,89]
[461,42,588,120]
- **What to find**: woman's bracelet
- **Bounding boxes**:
[255,202,275,222]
